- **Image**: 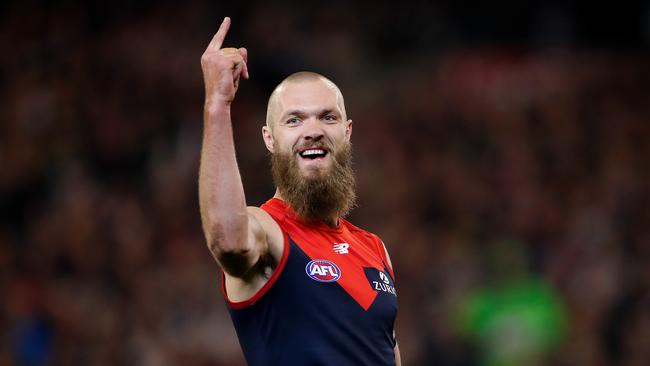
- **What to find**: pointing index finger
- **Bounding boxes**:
[208,17,231,50]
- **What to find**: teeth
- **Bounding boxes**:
[301,149,325,156]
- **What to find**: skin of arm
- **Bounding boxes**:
[198,17,279,281]
[381,241,401,366]
[395,343,402,366]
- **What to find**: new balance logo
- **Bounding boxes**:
[333,242,350,254]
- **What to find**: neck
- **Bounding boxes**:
[273,189,339,228]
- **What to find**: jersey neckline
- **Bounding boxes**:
[265,198,347,233]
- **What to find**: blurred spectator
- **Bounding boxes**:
[455,239,567,366]
[1,1,649,365]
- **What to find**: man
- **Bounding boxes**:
[199,17,401,365]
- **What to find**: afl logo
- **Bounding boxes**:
[305,260,342,282]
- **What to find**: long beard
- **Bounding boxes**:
[271,142,356,224]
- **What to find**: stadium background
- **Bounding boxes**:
[1,1,649,365]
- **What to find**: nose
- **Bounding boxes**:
[301,117,325,142]
[303,131,324,142]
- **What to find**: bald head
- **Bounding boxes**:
[265,72,347,131]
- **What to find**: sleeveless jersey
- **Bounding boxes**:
[222,198,398,366]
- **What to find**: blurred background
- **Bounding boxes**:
[2,0,649,365]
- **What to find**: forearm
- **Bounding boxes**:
[199,101,248,255]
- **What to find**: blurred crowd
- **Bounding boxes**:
[1,1,649,365]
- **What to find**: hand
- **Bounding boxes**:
[201,17,249,105]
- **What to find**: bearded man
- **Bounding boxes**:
[199,17,401,366]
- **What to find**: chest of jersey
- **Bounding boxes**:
[225,200,398,365]
[282,219,398,312]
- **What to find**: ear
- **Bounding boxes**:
[345,119,353,142]
[262,125,275,153]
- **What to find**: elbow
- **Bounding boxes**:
[203,212,255,275]
[215,249,258,278]
[207,236,257,278]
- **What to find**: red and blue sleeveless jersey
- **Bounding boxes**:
[222,198,398,365]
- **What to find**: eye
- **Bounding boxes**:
[323,114,338,122]
[285,117,300,126]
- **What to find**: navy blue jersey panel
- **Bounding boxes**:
[227,237,396,366]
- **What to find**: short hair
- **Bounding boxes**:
[265,72,347,130]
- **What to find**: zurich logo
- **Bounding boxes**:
[305,259,342,283]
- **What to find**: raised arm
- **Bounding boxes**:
[198,17,264,278]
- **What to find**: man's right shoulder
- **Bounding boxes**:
[247,205,278,227]
[247,206,284,259]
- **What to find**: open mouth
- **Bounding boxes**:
[298,148,329,160]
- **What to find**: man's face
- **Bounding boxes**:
[263,79,352,179]
[263,79,356,223]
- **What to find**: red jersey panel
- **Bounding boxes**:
[263,198,394,310]
[222,198,398,366]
